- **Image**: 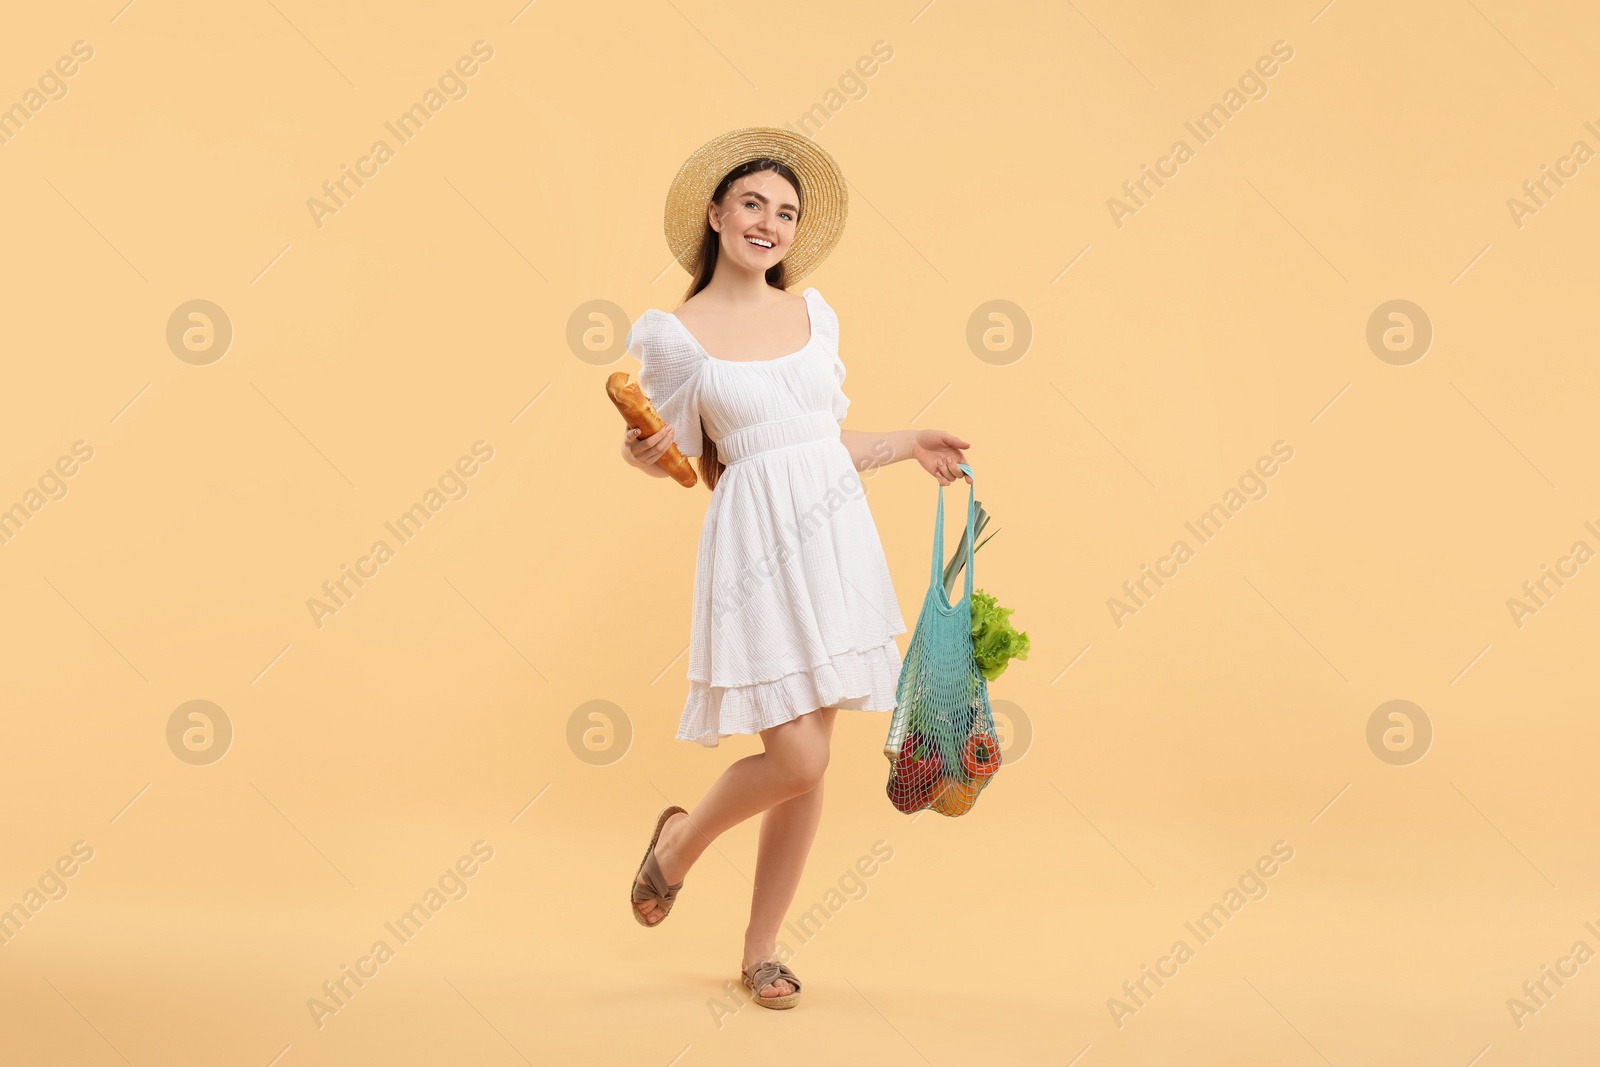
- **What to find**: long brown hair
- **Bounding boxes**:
[681,158,803,492]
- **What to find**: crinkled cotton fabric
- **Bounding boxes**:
[626,287,907,747]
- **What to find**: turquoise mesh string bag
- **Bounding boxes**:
[884,463,1001,817]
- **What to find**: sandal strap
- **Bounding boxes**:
[631,847,683,906]
[745,959,801,995]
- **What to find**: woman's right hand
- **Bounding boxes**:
[623,423,676,469]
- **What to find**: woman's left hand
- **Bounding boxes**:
[912,429,972,485]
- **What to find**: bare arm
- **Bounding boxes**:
[840,427,972,485]
[840,428,914,474]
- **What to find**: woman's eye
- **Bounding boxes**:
[741,200,794,223]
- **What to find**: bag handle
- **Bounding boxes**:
[930,463,977,603]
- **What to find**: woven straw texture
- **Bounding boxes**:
[663,126,849,285]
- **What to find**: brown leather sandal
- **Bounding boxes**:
[630,805,687,927]
[741,958,802,1009]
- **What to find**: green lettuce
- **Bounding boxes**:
[969,588,1029,682]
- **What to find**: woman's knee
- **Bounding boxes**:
[781,747,829,792]
[766,718,831,792]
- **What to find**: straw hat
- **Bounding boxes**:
[662,126,849,285]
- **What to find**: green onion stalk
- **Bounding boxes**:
[941,499,1030,683]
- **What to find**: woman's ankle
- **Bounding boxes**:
[657,812,700,875]
[741,936,779,965]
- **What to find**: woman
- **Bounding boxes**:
[620,127,972,1010]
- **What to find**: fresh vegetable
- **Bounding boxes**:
[935,494,1027,682]
[941,502,992,598]
[970,588,1030,682]
[929,776,981,816]
[888,731,942,813]
[959,731,1002,779]
[893,731,941,790]
[887,774,934,814]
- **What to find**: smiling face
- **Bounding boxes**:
[708,170,801,273]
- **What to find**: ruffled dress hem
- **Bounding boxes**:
[677,636,904,747]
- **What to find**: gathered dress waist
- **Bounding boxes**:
[716,411,841,464]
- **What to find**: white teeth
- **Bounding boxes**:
[747,237,772,248]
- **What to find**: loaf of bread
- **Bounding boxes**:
[606,372,697,488]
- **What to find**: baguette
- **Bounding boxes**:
[605,372,697,488]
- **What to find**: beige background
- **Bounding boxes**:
[2,0,1597,1063]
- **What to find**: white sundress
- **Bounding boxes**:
[626,286,908,747]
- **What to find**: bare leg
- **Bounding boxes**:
[635,707,837,955]
[741,746,830,997]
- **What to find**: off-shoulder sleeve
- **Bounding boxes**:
[807,288,849,424]
[625,312,706,458]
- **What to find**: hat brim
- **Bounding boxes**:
[663,127,848,286]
